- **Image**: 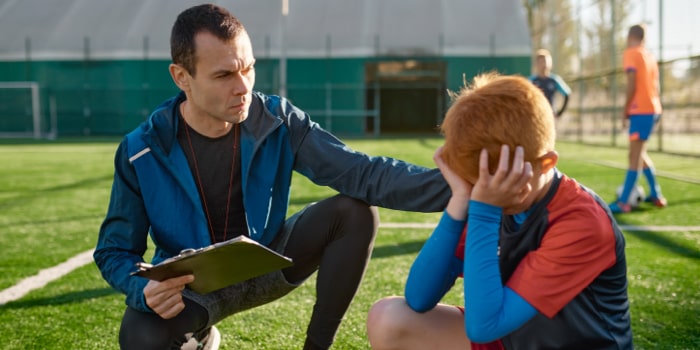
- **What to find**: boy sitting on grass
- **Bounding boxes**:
[366,73,633,350]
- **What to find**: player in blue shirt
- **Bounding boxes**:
[529,49,571,118]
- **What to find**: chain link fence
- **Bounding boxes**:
[556,54,700,156]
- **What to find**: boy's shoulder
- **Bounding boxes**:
[549,173,612,223]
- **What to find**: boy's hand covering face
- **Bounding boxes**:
[434,146,472,200]
[470,145,533,209]
[434,146,473,221]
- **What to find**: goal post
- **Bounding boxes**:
[0,81,43,139]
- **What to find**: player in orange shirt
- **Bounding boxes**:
[609,24,667,213]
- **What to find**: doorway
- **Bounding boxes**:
[366,60,446,134]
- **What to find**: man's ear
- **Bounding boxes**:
[169,63,190,92]
[539,150,559,172]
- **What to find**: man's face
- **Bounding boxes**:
[185,31,256,124]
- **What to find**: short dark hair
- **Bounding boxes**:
[628,24,645,41]
[170,4,246,75]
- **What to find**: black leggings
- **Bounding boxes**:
[118,195,378,350]
[284,195,378,349]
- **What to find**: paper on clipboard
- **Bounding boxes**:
[131,235,293,294]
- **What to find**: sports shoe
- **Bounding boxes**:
[644,195,667,208]
[181,326,221,350]
[608,201,631,214]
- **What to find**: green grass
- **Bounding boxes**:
[0,137,698,349]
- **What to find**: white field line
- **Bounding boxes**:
[2,222,699,305]
[0,249,94,305]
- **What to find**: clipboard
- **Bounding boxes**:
[131,235,293,294]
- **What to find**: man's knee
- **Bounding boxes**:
[331,195,378,224]
[331,195,379,247]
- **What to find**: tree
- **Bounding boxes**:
[581,0,633,77]
[522,0,578,78]
[522,0,635,79]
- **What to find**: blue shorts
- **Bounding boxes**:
[628,114,660,141]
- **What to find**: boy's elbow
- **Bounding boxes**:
[404,293,434,313]
[465,322,499,344]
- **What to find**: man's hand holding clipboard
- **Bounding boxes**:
[131,235,293,295]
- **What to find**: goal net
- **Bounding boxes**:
[0,82,45,139]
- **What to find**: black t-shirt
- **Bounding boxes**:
[176,110,248,243]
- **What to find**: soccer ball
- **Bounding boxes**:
[616,185,646,208]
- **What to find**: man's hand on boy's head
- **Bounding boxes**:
[470,145,533,210]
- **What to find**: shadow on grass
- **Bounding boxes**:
[39,174,114,193]
[0,214,103,229]
[623,229,700,260]
[664,196,700,206]
[615,214,700,260]
[0,287,118,310]
[0,174,113,210]
[630,196,700,209]
[371,239,425,259]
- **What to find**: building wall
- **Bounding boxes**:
[0,55,530,137]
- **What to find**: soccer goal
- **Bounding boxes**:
[0,81,49,139]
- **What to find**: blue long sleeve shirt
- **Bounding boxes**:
[405,202,536,343]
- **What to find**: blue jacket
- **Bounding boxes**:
[94,91,450,312]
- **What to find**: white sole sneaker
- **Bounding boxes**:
[181,325,221,350]
[202,326,221,350]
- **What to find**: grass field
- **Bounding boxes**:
[0,137,698,349]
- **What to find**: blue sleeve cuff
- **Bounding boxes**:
[468,200,502,224]
[439,209,467,234]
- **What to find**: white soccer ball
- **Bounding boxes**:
[616,185,646,208]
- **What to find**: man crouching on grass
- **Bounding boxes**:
[94,3,455,350]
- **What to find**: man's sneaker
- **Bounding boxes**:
[645,195,667,208]
[181,326,221,350]
[609,201,631,214]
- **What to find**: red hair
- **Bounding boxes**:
[440,73,555,184]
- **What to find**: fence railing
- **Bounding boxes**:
[3,54,699,157]
[559,54,700,157]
